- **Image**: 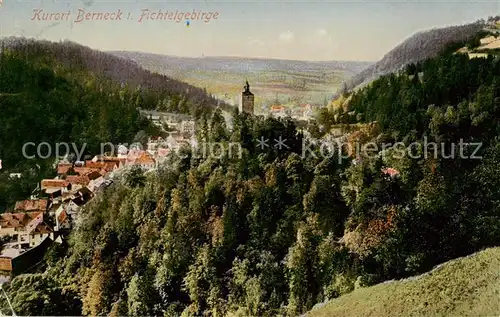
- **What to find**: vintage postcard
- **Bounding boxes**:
[0,0,500,316]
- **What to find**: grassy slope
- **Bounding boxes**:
[306,247,500,317]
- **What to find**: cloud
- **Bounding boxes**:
[279,31,294,42]
[317,28,327,36]
[248,37,265,46]
[315,28,332,43]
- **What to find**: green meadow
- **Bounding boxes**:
[307,247,500,317]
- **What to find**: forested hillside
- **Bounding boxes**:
[2,37,230,112]
[0,38,220,211]
[340,20,485,94]
[3,38,500,316]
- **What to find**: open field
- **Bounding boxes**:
[110,51,372,112]
[306,247,500,317]
[176,69,346,108]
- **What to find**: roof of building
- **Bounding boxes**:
[382,167,400,177]
[104,162,119,171]
[126,150,143,160]
[71,187,94,206]
[49,190,62,199]
[65,175,91,186]
[61,192,74,202]
[135,153,156,165]
[57,209,68,224]
[41,179,70,189]
[32,222,53,234]
[71,196,89,207]
[48,201,61,210]
[92,155,123,162]
[84,161,107,169]
[93,157,124,166]
[83,161,117,173]
[86,170,103,180]
[243,81,253,95]
[14,199,48,212]
[74,167,106,177]
[106,157,126,163]
[0,211,43,229]
[57,163,73,175]
[76,187,93,196]
[271,105,286,111]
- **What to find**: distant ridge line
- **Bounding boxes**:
[108,50,374,64]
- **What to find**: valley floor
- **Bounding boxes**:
[306,247,500,317]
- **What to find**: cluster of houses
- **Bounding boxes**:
[139,109,196,135]
[0,110,200,275]
[265,103,314,121]
[0,157,120,274]
[0,148,192,276]
[0,151,158,274]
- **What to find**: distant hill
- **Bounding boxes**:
[110,51,372,107]
[1,37,231,112]
[109,52,372,76]
[306,247,500,317]
[340,20,486,94]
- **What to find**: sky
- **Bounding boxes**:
[0,0,499,61]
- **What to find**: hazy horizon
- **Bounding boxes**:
[0,0,498,61]
[109,49,377,63]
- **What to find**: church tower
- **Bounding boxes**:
[239,80,254,115]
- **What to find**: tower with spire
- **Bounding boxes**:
[239,80,254,115]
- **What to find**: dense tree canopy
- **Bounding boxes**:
[2,37,500,316]
[0,39,222,210]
